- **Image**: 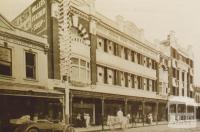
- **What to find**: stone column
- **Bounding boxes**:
[184,72,187,97]
[125,98,128,116]
[101,97,105,130]
[156,102,159,124]
[186,104,188,120]
[179,70,182,96]
[142,101,145,126]
[69,92,73,124]
[194,106,196,120]
[90,19,97,85]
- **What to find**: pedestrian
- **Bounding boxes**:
[76,113,81,127]
[132,114,137,127]
[81,113,86,128]
[117,108,123,128]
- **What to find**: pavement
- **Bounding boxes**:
[75,121,200,132]
[103,122,200,132]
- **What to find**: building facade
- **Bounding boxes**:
[10,0,199,129]
[12,0,61,79]
[0,14,64,131]
[160,31,196,122]
[59,0,168,127]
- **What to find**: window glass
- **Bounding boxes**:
[70,57,90,83]
[80,59,86,66]
[71,66,79,81]
[0,47,12,76]
[25,52,36,79]
[71,58,79,65]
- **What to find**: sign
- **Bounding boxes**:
[0,47,11,62]
[12,8,32,32]
[12,0,47,35]
[31,0,47,34]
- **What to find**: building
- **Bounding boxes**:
[0,14,64,131]
[12,0,61,80]
[59,0,168,127]
[160,31,196,122]
[194,85,200,119]
[11,0,199,130]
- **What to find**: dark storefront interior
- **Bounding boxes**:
[70,90,168,128]
[0,95,63,131]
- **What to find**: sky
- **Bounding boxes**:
[0,0,200,84]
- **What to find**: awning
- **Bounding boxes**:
[70,89,167,103]
[168,96,198,106]
[0,85,64,99]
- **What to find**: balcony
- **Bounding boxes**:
[177,60,189,71]
[190,68,194,76]
[96,50,156,79]
[190,84,194,91]
[172,78,178,87]
[172,59,177,68]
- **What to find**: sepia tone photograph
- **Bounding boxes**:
[0,0,200,132]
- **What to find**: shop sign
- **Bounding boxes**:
[12,8,32,31]
[31,0,47,34]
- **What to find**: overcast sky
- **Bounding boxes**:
[0,0,200,84]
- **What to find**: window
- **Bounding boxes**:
[131,75,135,88]
[137,53,141,64]
[71,58,79,65]
[0,47,12,76]
[182,72,185,81]
[131,51,135,62]
[25,52,36,79]
[137,76,141,89]
[70,57,90,83]
[147,79,149,91]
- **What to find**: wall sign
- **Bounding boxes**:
[12,0,47,35]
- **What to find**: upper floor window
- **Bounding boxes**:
[70,57,90,83]
[0,47,12,76]
[25,52,36,79]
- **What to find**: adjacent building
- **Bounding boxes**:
[12,0,61,80]
[0,13,64,131]
[160,31,196,122]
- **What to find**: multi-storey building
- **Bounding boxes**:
[160,31,196,121]
[59,0,168,127]
[0,13,64,131]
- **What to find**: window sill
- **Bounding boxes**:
[24,78,39,82]
[0,75,15,80]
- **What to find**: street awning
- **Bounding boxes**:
[0,85,64,99]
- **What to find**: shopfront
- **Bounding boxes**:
[0,86,64,132]
[70,90,167,129]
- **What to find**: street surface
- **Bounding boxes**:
[103,122,200,132]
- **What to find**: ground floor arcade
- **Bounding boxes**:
[69,90,167,130]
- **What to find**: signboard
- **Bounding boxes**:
[12,0,47,35]
[0,47,11,62]
[12,7,32,32]
[31,0,47,34]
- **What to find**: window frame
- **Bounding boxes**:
[25,51,36,79]
[0,46,12,77]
